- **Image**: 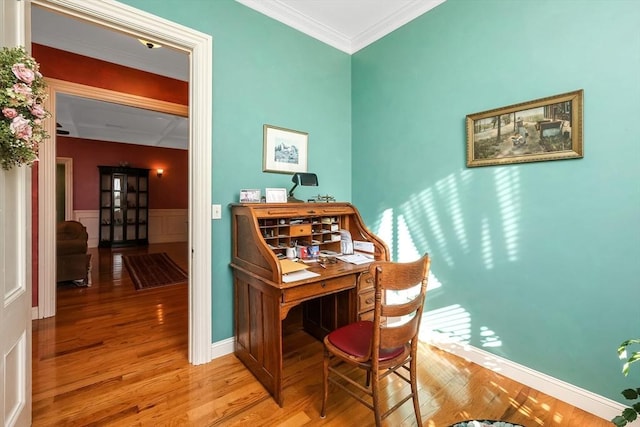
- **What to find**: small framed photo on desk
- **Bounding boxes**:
[265,188,287,203]
[239,189,261,203]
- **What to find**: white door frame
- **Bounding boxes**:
[1,1,32,425]
[33,0,213,365]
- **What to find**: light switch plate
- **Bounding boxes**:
[211,204,222,220]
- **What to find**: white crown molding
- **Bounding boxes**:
[235,0,352,53]
[235,0,446,54]
[351,0,446,53]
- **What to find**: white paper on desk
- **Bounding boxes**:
[282,269,321,283]
[337,253,374,265]
[353,240,374,253]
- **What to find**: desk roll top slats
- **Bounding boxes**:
[230,202,389,406]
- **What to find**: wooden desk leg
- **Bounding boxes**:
[234,272,285,406]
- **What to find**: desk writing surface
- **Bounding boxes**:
[277,260,370,288]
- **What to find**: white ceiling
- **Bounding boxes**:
[31,1,445,150]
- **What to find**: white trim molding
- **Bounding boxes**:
[148,209,188,244]
[73,210,99,248]
[234,0,446,54]
[211,337,235,360]
[33,0,213,365]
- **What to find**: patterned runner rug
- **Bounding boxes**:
[123,252,188,290]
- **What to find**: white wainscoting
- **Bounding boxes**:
[148,209,188,243]
[74,210,100,248]
[73,209,187,248]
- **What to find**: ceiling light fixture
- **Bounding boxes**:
[138,38,162,49]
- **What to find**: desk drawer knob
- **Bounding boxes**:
[321,282,326,288]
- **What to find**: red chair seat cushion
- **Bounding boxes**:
[327,321,404,361]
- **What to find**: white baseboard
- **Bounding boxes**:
[429,336,625,422]
[209,334,625,421]
[211,337,235,359]
[32,306,39,320]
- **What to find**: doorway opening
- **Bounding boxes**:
[33,0,213,364]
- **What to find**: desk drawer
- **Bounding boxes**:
[290,223,312,237]
[358,288,375,314]
[283,275,355,303]
[358,271,374,291]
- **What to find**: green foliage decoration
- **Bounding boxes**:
[612,339,640,426]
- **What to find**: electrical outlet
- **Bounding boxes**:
[211,204,222,220]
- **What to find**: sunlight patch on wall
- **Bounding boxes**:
[427,270,442,291]
[481,217,495,270]
[494,167,521,261]
[376,208,394,253]
[436,173,469,253]
[479,326,502,348]
[396,214,421,262]
[420,188,454,266]
[421,304,471,343]
[421,304,503,350]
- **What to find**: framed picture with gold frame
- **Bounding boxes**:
[466,90,583,167]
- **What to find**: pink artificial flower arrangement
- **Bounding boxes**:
[0,46,49,170]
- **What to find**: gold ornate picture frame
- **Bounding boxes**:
[466,90,583,167]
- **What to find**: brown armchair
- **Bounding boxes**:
[56,221,91,285]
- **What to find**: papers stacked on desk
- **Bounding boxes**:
[282,269,321,283]
[280,259,321,283]
[337,253,374,265]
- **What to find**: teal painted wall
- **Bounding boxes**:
[352,0,640,403]
[119,0,352,341]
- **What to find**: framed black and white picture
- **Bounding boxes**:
[263,124,308,174]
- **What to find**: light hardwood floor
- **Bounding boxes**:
[32,243,612,426]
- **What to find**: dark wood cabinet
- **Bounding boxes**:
[98,166,149,248]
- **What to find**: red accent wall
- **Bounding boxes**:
[32,44,188,105]
[57,137,188,209]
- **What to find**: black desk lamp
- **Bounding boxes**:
[288,172,318,202]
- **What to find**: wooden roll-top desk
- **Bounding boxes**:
[230,202,389,406]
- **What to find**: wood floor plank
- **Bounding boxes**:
[32,243,613,426]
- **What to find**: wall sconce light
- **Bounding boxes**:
[288,172,318,202]
[157,168,164,178]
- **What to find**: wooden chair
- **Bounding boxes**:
[321,254,431,426]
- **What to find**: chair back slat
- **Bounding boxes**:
[380,298,421,318]
[369,254,430,362]
[379,319,419,350]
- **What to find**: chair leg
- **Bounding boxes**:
[371,372,382,427]
[410,359,422,426]
[320,347,329,418]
